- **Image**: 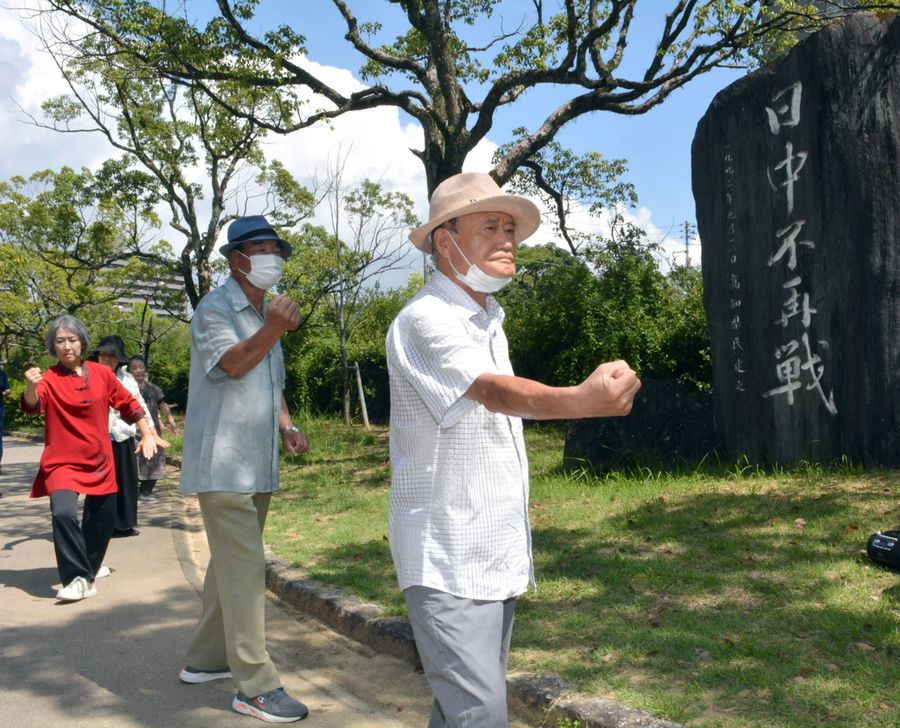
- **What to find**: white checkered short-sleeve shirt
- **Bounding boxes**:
[386,271,534,601]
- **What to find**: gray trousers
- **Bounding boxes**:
[404,586,516,728]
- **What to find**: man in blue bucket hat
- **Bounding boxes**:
[179,214,311,723]
[217,215,294,260]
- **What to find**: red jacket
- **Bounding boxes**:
[21,361,146,498]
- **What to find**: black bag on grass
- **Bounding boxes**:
[866,530,900,571]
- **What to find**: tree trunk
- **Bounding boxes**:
[418,119,471,195]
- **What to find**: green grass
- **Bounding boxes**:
[258,416,899,727]
[163,429,183,454]
[264,415,400,607]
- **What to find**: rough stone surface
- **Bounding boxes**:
[507,672,570,714]
[692,13,900,466]
[564,379,717,471]
[265,554,422,666]
[507,673,682,728]
[556,696,684,728]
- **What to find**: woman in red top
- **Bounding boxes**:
[21,315,158,602]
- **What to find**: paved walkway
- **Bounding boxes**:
[0,437,445,727]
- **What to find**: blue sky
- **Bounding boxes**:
[0,1,749,270]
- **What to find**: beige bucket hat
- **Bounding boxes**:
[409,172,541,252]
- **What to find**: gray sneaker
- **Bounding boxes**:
[232,687,309,722]
[179,666,232,684]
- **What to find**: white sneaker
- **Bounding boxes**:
[56,576,97,601]
[95,566,111,578]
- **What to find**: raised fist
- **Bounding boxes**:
[266,294,301,334]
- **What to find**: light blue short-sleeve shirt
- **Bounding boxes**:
[180,276,286,494]
[386,271,534,601]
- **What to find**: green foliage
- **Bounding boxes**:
[0,161,193,409]
[497,131,638,256]
[579,229,675,377]
[657,264,711,391]
[345,282,421,420]
[284,328,342,415]
[142,327,191,411]
[280,171,418,422]
[493,10,582,73]
[35,4,316,308]
[282,273,421,421]
[0,165,176,358]
[497,244,595,384]
[256,160,317,227]
[498,233,710,390]
[4,378,44,433]
[554,719,581,728]
[359,0,500,83]
[110,307,192,410]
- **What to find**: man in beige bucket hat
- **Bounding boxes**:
[387,172,641,727]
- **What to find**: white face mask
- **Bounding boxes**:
[445,230,512,293]
[238,252,284,290]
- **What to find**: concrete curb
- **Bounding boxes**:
[17,438,680,728]
[7,430,43,442]
[264,552,420,665]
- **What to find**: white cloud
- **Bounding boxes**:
[0,3,113,180]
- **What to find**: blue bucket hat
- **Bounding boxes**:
[218,215,293,259]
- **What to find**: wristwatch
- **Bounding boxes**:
[280,424,300,434]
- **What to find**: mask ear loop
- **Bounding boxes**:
[234,249,253,277]
[443,229,473,279]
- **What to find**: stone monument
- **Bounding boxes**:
[692,13,900,465]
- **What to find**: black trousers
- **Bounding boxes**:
[112,438,139,531]
[49,489,116,585]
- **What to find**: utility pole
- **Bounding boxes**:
[682,220,696,267]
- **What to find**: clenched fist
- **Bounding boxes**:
[265,294,301,335]
[23,367,43,408]
[281,427,310,455]
[578,360,641,418]
[24,367,43,386]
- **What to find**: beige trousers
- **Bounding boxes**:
[185,491,280,697]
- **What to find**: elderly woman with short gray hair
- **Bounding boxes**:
[21,315,158,602]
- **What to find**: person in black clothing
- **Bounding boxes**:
[128,355,177,503]
[94,336,167,537]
